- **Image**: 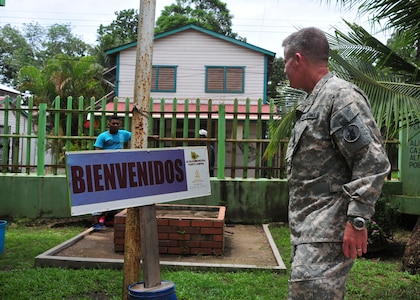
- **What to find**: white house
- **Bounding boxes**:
[104,25,277,177]
[105,24,276,104]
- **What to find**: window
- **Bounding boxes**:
[151,66,177,92]
[205,66,245,93]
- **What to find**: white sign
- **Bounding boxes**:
[66,147,211,216]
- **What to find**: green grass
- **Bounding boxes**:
[0,219,418,299]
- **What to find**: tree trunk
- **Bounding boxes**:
[402,216,420,275]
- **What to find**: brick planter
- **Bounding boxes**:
[114,204,226,255]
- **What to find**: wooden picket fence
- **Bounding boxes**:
[0,96,290,178]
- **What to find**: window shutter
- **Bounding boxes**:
[226,68,243,91]
[157,67,175,90]
[206,67,244,93]
[207,68,224,91]
[151,66,176,92]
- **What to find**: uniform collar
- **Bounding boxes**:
[297,72,334,114]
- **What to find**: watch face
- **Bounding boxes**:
[351,217,366,229]
[354,220,364,228]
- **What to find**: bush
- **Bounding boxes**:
[369,195,400,243]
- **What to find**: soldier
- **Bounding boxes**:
[282,28,390,299]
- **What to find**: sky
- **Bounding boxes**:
[0,0,388,57]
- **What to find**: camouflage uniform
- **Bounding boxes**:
[286,73,390,299]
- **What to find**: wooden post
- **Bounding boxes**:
[122,0,157,299]
[122,207,141,300]
[140,205,161,286]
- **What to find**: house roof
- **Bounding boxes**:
[0,83,21,95]
[105,24,276,57]
[101,101,275,120]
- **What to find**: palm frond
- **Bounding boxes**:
[328,24,420,139]
[331,21,420,80]
[265,21,420,158]
[264,86,306,159]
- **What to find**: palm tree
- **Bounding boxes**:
[326,0,420,61]
[265,9,420,157]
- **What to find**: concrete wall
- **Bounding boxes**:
[0,174,405,223]
[0,175,289,224]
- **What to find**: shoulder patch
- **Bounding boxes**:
[343,124,361,143]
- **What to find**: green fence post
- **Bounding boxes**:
[183,99,189,147]
[53,96,61,174]
[88,97,96,150]
[1,96,10,173]
[12,96,21,171]
[159,99,165,148]
[171,98,177,147]
[195,99,201,136]
[217,104,226,179]
[25,97,34,174]
[37,103,47,176]
[255,99,262,179]
[231,99,238,178]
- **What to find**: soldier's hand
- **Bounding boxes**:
[342,221,367,259]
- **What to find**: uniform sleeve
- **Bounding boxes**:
[330,88,391,219]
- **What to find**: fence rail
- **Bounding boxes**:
[0,95,398,179]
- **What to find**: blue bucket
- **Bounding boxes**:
[128,280,177,300]
[0,220,7,254]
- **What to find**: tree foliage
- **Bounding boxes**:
[266,0,420,158]
[95,1,245,58]
[0,23,93,88]
[155,0,244,40]
[267,57,287,100]
[42,23,92,58]
[97,9,138,49]
[18,55,105,106]
[320,0,420,62]
[0,25,35,86]
[327,22,420,139]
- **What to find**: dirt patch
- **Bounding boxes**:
[55,224,280,268]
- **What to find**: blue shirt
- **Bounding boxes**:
[94,130,131,149]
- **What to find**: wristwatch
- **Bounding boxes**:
[348,216,367,230]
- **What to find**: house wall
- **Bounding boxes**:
[116,29,267,103]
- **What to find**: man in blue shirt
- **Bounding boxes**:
[94,114,131,150]
[91,114,132,229]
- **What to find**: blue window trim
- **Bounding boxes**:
[115,54,120,96]
[205,66,245,93]
[152,65,177,92]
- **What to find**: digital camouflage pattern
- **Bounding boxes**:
[288,243,354,300]
[286,72,391,246]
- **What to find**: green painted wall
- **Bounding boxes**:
[0,174,405,222]
[399,122,420,195]
[0,174,71,218]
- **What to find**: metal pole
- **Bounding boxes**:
[123,0,157,298]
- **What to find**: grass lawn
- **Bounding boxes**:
[0,217,418,299]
